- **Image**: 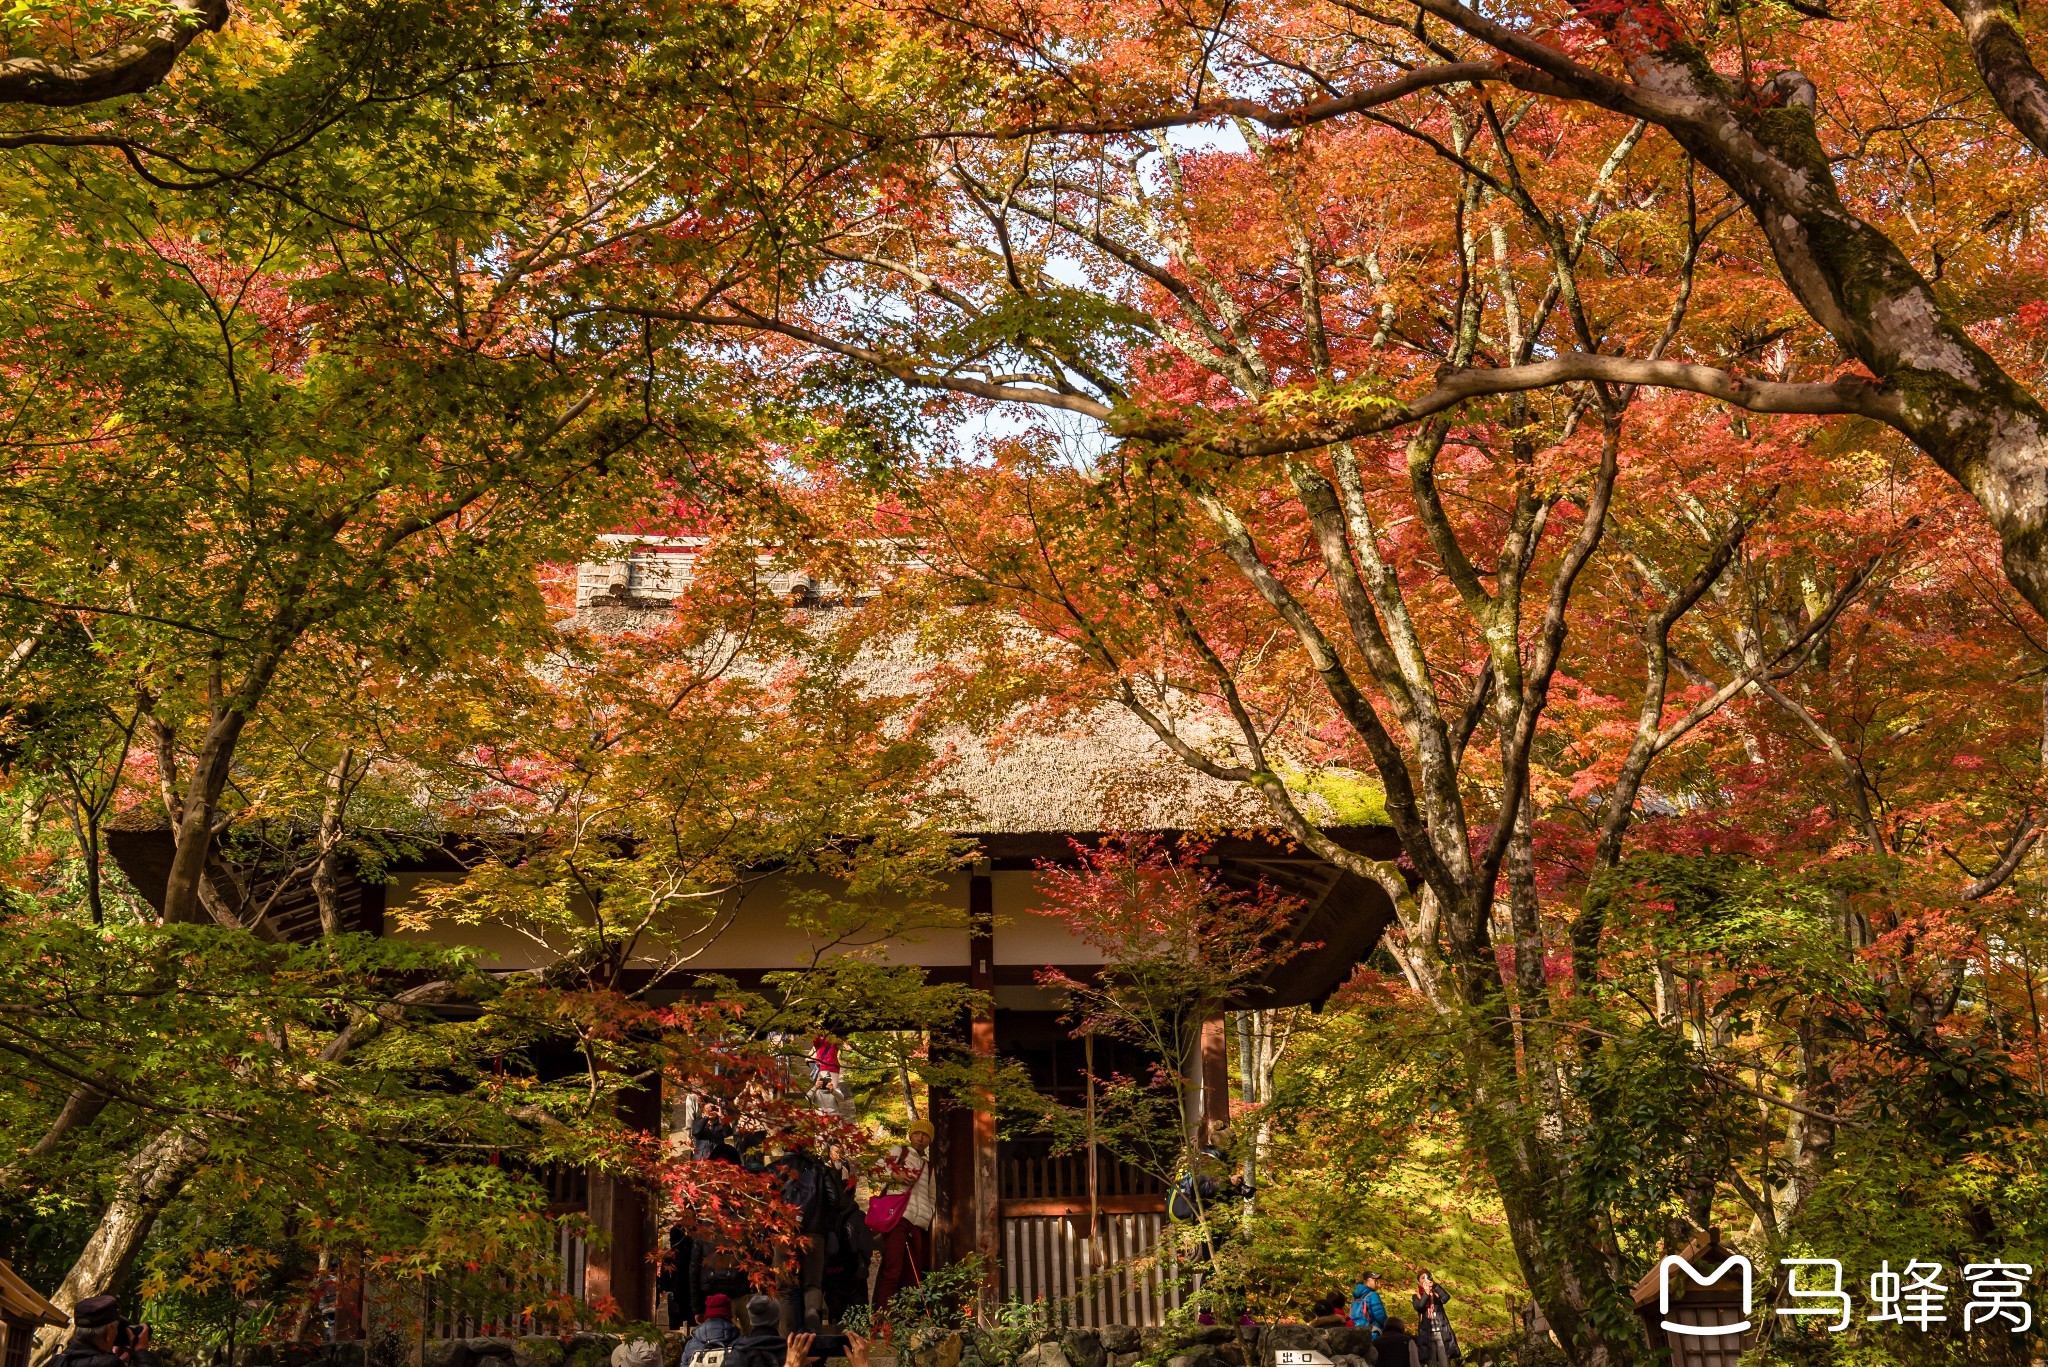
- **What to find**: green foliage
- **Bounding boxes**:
[0,889,589,1309]
[1245,989,1524,1339]
[842,1253,990,1342]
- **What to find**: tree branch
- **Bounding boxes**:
[1189,355,1903,459]
[1942,0,2048,155]
[316,980,465,1063]
[0,0,226,107]
[946,63,1507,138]
[1957,813,2043,900]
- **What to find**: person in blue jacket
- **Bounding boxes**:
[1349,1271,1389,1336]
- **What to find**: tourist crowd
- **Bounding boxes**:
[666,1039,933,1345]
[1326,1271,1462,1367]
[654,1049,1461,1367]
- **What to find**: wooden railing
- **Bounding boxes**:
[422,1223,585,1340]
[999,1212,1181,1327]
[998,1140,1164,1205]
[422,1163,589,1339]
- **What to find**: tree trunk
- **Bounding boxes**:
[161,709,251,925]
[1466,1063,1643,1366]
[0,1082,112,1190]
[30,1126,208,1365]
[313,749,353,938]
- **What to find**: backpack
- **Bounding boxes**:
[780,1155,837,1233]
[1168,1173,1218,1223]
[683,1320,739,1367]
[1348,1291,1369,1329]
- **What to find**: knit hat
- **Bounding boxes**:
[703,1293,732,1319]
[743,1295,782,1335]
[906,1117,934,1142]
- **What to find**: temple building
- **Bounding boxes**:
[108,538,1399,1329]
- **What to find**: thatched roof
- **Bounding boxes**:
[574,553,1382,839]
[586,605,1274,835]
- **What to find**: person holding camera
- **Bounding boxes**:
[53,1295,159,1367]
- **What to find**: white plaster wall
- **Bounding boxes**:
[381,867,1108,972]
[383,869,1001,971]
[990,870,1104,966]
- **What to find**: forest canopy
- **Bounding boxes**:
[5,0,2048,1364]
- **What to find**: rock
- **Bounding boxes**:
[659,1336,687,1367]
[562,1335,613,1367]
[1318,1329,1376,1359]
[468,1340,518,1364]
[1257,1323,1313,1366]
[513,1339,567,1367]
[1110,1356,1142,1367]
[611,1339,663,1367]
[1097,1328,1141,1356]
[904,1330,960,1367]
[1331,1355,1372,1367]
[1016,1344,1073,1367]
[1261,1328,1310,1360]
[1060,1331,1106,1367]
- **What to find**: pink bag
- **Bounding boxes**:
[865,1191,911,1234]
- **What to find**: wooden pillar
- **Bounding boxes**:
[584,1078,661,1322]
[1199,1014,1230,1136]
[933,1089,974,1267]
[332,1261,365,1341]
[968,867,1000,1307]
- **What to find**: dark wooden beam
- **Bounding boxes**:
[1199,1017,1230,1135]
[584,1079,660,1323]
[968,871,999,1305]
[964,825,1399,869]
[999,1195,1165,1218]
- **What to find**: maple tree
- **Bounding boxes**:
[1028,836,1307,1314]
[0,0,951,1345]
[575,0,2048,1357]
[8,0,2048,1362]
[0,535,977,1355]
